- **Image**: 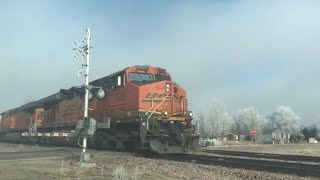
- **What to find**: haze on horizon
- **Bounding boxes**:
[0,0,319,125]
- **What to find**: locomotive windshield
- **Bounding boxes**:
[155,74,171,82]
[129,72,154,85]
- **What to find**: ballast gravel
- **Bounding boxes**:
[89,154,312,180]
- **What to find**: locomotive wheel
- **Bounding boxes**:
[123,141,138,152]
[94,131,118,150]
[191,137,200,151]
[108,140,117,151]
[94,131,109,149]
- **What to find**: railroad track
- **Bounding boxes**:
[202,149,320,163]
[158,153,320,178]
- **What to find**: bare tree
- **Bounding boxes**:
[234,107,260,139]
[267,106,300,141]
[207,102,230,138]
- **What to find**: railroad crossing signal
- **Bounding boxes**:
[73,28,95,167]
[250,128,257,135]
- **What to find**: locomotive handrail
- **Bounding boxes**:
[29,118,44,133]
[28,118,33,133]
[146,96,168,132]
[180,96,187,116]
[145,99,154,115]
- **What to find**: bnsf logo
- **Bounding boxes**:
[145,93,168,98]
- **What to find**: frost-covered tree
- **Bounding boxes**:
[234,107,260,138]
[197,112,208,138]
[267,106,300,141]
[231,117,246,140]
[315,122,320,138]
[207,102,230,138]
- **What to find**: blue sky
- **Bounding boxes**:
[1,0,320,124]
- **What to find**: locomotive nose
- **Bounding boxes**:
[140,81,186,118]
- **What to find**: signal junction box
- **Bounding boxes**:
[74,117,97,137]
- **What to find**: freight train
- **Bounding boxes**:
[0,65,199,154]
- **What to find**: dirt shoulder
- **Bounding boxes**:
[0,142,315,180]
[211,141,320,156]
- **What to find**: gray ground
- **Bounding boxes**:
[0,142,317,180]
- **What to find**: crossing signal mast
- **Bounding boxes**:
[73,28,103,166]
[73,28,91,121]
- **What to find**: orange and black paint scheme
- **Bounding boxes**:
[0,65,200,154]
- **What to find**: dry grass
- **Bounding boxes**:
[50,160,143,180]
[131,166,143,180]
[111,165,143,180]
[112,166,127,180]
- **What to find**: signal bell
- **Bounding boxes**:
[88,91,93,100]
[96,88,105,100]
[90,88,106,100]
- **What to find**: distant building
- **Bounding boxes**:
[224,133,237,141]
[257,128,273,142]
[309,138,318,144]
[257,128,290,143]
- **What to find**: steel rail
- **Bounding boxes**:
[159,153,320,178]
[202,149,320,163]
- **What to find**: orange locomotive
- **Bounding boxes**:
[0,65,200,154]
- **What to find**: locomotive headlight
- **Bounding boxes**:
[162,110,169,118]
[187,111,193,118]
[165,84,170,92]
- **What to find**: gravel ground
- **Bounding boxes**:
[0,142,317,180]
[47,154,313,180]
[102,154,315,180]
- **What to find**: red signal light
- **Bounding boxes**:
[183,121,188,126]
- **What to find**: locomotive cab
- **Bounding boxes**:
[125,65,200,154]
